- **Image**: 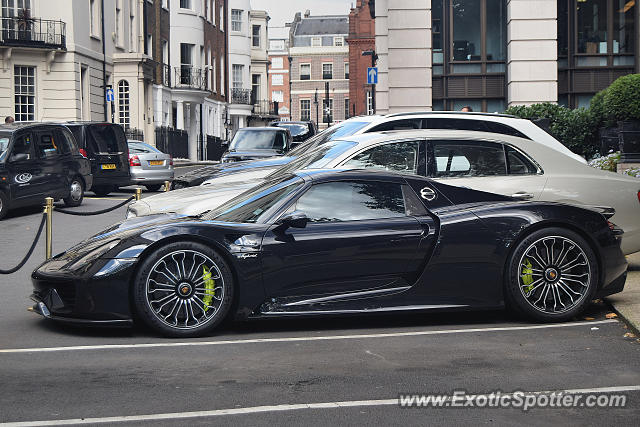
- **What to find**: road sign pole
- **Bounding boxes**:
[371,56,376,115]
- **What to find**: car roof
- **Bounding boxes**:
[332,128,534,146]
[384,111,518,119]
[238,127,283,132]
[0,122,70,132]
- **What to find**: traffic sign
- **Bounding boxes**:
[367,67,378,85]
[106,88,115,102]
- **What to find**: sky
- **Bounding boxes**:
[250,0,353,38]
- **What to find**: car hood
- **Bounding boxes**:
[129,178,262,217]
[222,150,284,161]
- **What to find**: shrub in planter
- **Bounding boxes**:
[603,74,640,123]
[623,167,640,178]
[588,152,620,172]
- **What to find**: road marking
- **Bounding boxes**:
[2,384,639,426]
[0,319,617,354]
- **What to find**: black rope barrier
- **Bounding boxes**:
[0,213,47,275]
[55,196,135,216]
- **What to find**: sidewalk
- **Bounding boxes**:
[606,252,640,334]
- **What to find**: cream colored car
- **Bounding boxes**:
[128,130,640,254]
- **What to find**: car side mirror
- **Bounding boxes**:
[10,153,28,162]
[277,211,309,229]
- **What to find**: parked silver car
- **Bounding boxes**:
[128,130,640,254]
[126,141,174,191]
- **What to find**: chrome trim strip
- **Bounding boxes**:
[282,286,411,307]
[263,304,469,315]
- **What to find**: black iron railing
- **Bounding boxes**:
[173,66,208,90]
[231,88,252,105]
[0,17,66,49]
[252,100,279,116]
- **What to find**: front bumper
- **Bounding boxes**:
[30,258,136,326]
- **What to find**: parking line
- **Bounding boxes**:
[2,384,639,426]
[0,319,617,354]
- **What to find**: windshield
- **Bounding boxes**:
[267,140,357,179]
[230,129,281,151]
[128,142,162,154]
[287,121,370,157]
[204,175,303,223]
[0,133,9,162]
[275,123,308,136]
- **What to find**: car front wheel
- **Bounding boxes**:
[133,241,234,337]
[63,177,84,207]
[505,227,598,322]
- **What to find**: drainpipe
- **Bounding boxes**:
[101,0,107,121]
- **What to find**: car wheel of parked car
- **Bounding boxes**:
[92,185,114,197]
[63,177,84,207]
[133,241,235,337]
[505,227,598,322]
[145,184,162,192]
[0,191,8,220]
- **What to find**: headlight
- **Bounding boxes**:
[67,240,121,271]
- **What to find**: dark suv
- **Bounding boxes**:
[65,122,131,196]
[221,127,292,163]
[0,123,92,219]
[270,121,317,144]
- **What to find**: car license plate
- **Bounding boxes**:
[149,160,163,166]
[101,164,116,170]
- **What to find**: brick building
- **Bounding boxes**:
[347,0,376,117]
[288,12,349,128]
[268,38,291,120]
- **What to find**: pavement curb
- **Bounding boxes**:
[605,254,640,336]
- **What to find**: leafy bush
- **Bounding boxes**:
[505,103,599,159]
[623,167,640,178]
[603,74,640,123]
[588,152,620,172]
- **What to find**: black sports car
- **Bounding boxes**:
[30,170,627,337]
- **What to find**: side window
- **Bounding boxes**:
[485,122,529,139]
[402,185,428,216]
[427,118,489,132]
[368,119,423,132]
[506,146,538,175]
[343,141,420,174]
[53,129,72,154]
[295,181,406,222]
[129,143,150,154]
[431,141,507,177]
[274,132,286,150]
[11,133,33,159]
[36,132,61,158]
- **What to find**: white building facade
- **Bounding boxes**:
[227,0,252,135]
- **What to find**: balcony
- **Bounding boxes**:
[252,99,280,117]
[152,62,171,87]
[0,17,66,50]
[172,66,208,91]
[231,88,252,105]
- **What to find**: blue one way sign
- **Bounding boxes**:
[106,88,115,102]
[367,67,378,85]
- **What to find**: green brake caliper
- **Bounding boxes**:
[521,259,534,293]
[202,265,215,312]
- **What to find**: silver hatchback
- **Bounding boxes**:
[127,141,174,191]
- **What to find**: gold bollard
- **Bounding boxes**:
[164,181,171,192]
[135,187,142,201]
[44,197,53,260]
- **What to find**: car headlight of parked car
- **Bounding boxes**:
[67,240,122,272]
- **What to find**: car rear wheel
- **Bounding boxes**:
[145,184,162,192]
[63,177,84,207]
[92,185,114,197]
[0,191,8,220]
[133,241,234,337]
[505,227,598,322]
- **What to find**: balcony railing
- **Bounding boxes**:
[0,17,66,49]
[152,62,171,87]
[231,88,252,105]
[173,66,208,90]
[252,100,280,117]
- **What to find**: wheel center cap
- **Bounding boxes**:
[178,282,192,297]
[545,268,559,282]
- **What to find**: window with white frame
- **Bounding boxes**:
[118,80,130,128]
[300,63,310,80]
[322,63,333,80]
[311,37,321,47]
[232,64,243,89]
[344,98,350,119]
[162,0,168,9]
[272,74,283,86]
[271,57,283,69]
[252,25,260,47]
[300,99,311,121]
[180,0,191,9]
[333,37,344,46]
[344,62,349,79]
[212,55,217,92]
[231,9,242,32]
[219,4,224,31]
[272,90,284,103]
[115,0,123,47]
[14,66,35,122]
[220,56,225,94]
[90,0,100,38]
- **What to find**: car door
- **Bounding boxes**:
[260,180,434,302]
[34,128,66,198]
[428,139,548,201]
[7,130,46,202]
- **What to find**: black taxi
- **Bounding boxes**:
[0,123,92,219]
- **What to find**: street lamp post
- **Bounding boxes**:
[314,88,319,128]
[362,49,378,115]
[288,55,293,121]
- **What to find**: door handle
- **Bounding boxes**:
[511,191,534,200]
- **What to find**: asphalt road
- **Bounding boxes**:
[0,168,639,425]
